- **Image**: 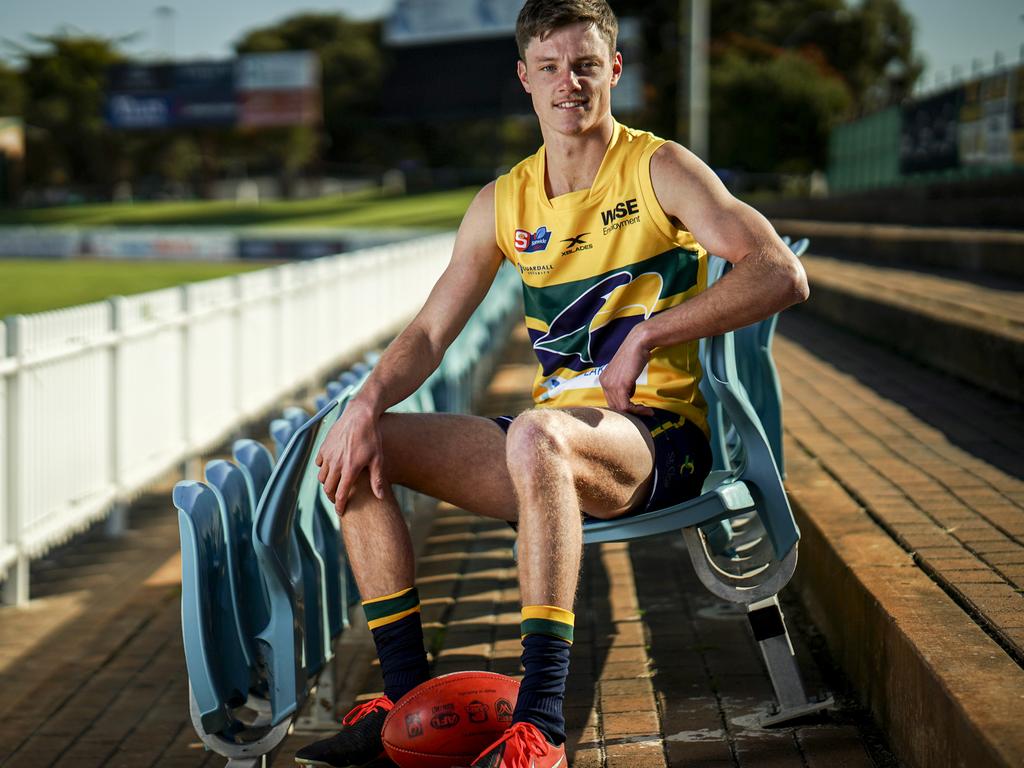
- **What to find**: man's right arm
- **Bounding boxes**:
[317,181,505,513]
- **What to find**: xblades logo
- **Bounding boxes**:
[560,233,593,256]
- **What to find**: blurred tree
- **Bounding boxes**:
[156,135,202,187]
[710,0,922,113]
[14,34,126,192]
[613,0,921,173]
[0,61,25,116]
[234,13,386,178]
[709,48,851,173]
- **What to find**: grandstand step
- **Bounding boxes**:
[774,218,1024,281]
[778,312,1024,768]
[797,254,1024,403]
[757,174,1024,229]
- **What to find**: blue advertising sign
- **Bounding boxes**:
[107,63,174,93]
[106,93,173,129]
[172,60,237,126]
[105,53,320,129]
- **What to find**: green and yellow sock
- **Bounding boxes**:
[520,604,575,645]
[514,605,574,746]
[362,586,429,702]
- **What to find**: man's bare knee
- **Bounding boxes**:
[505,410,571,470]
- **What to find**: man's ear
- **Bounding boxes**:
[610,51,623,88]
[517,59,532,93]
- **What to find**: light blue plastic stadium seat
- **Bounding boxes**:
[253,397,352,724]
[269,418,296,459]
[176,477,293,766]
[175,481,252,735]
[251,433,315,725]
[283,406,309,433]
[338,370,360,388]
[203,460,270,673]
[233,439,275,520]
[579,248,831,725]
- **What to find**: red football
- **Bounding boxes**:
[382,671,520,768]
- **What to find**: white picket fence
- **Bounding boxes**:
[0,232,456,605]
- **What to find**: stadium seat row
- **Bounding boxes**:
[173,264,521,767]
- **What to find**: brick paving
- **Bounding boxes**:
[777,311,1024,663]
[0,319,928,768]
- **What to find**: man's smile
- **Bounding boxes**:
[554,98,589,110]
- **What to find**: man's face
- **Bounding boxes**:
[517,21,622,137]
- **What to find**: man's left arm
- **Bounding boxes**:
[600,141,810,415]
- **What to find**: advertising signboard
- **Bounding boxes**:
[900,87,962,174]
[173,60,237,126]
[107,63,174,93]
[980,70,1013,167]
[385,0,522,46]
[238,90,321,128]
[1013,65,1024,166]
[106,93,173,129]
[236,52,318,91]
[105,53,320,130]
[958,79,985,166]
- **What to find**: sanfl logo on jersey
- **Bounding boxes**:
[514,226,552,253]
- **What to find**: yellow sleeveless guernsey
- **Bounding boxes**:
[494,122,709,436]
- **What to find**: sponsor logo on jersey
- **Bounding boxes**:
[514,226,552,253]
[560,232,592,256]
[601,197,641,234]
[519,262,554,276]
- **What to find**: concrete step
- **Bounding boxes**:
[796,254,1024,402]
[777,312,1024,768]
[774,218,1024,281]
[756,173,1024,229]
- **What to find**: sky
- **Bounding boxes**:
[1,0,1022,86]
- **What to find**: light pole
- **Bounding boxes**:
[155,5,176,61]
[677,0,709,160]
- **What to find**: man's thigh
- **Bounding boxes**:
[505,407,656,520]
[379,412,518,522]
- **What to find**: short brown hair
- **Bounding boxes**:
[515,0,619,60]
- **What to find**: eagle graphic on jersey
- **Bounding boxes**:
[531,271,664,378]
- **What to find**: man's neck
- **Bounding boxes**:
[542,116,616,198]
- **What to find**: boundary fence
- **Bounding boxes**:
[0,233,456,605]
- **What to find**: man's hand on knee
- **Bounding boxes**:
[316,398,387,515]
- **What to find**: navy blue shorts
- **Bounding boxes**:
[490,407,711,521]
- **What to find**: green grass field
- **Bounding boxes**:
[0,187,481,315]
[0,187,478,230]
[0,260,266,316]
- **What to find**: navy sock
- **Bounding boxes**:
[512,606,573,746]
[363,587,430,703]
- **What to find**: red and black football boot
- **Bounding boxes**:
[468,722,567,768]
[294,696,394,767]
